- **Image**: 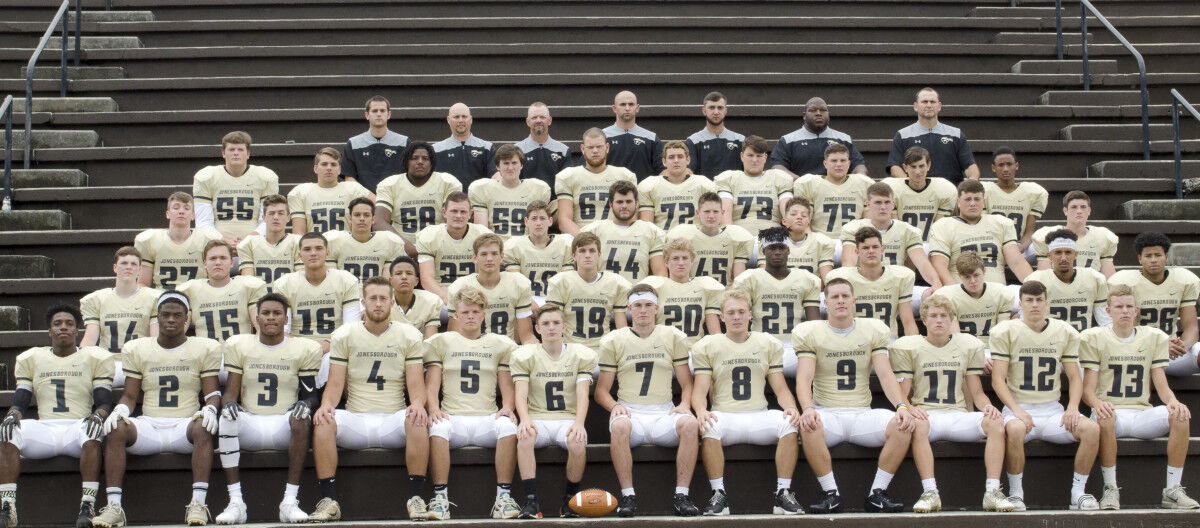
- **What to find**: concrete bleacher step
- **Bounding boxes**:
[1039,89,1143,105]
[0,255,53,279]
[1089,159,1200,178]
[991,31,1092,45]
[0,210,69,231]
[7,169,87,189]
[45,36,142,49]
[0,307,28,332]
[0,129,100,149]
[1120,199,1200,219]
[69,10,155,22]
[1011,59,1118,74]
[19,65,126,79]
[1059,123,1176,140]
[0,228,137,278]
[1169,243,1200,265]
[10,96,118,113]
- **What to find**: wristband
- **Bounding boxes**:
[895,403,909,411]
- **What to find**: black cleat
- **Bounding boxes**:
[809,490,843,514]
[673,493,700,516]
[76,502,95,528]
[617,494,637,517]
[773,489,804,515]
[865,488,904,513]
[518,497,541,519]
[0,501,15,528]
[558,495,579,518]
[702,490,729,516]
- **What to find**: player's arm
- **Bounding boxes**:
[705,313,721,336]
[291,217,308,235]
[514,379,535,438]
[804,305,822,322]
[963,164,980,181]
[418,260,448,302]
[650,254,666,277]
[673,363,694,415]
[1174,305,1198,358]
[899,301,919,336]
[872,353,921,424]
[201,375,221,409]
[907,246,943,291]
[1099,260,1116,278]
[966,373,1000,420]
[1018,215,1038,252]
[472,208,489,227]
[515,316,536,345]
[568,377,590,442]
[613,308,628,329]
[1003,243,1033,281]
[930,254,954,286]
[767,371,801,427]
[594,371,619,413]
[1152,366,1191,421]
[405,362,428,426]
[690,372,714,432]
[1081,367,1113,421]
[313,362,345,426]
[424,364,445,421]
[222,372,242,408]
[138,265,153,287]
[557,199,580,235]
[988,359,1031,431]
[730,261,747,281]
[720,197,734,226]
[81,323,100,347]
[373,205,397,235]
[794,356,820,431]
[1061,359,1084,431]
[840,242,858,267]
[638,210,654,224]
[497,370,516,419]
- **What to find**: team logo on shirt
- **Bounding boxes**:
[826,139,836,146]
[551,153,563,161]
[385,149,396,157]
[941,136,952,144]
[471,150,483,158]
[633,138,646,146]
[727,143,738,150]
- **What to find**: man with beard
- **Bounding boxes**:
[515,102,570,188]
[582,180,667,283]
[554,128,637,235]
[342,95,409,194]
[685,92,744,178]
[771,97,867,177]
[433,103,496,188]
[604,91,663,180]
[886,88,979,184]
[374,143,463,254]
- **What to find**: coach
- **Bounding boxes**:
[885,87,979,185]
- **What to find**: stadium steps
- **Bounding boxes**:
[0,210,69,231]
[9,96,118,113]
[1011,59,1118,74]
[0,307,29,332]
[1170,244,1200,264]
[0,255,54,280]
[6,168,88,189]
[1120,199,1200,220]
[1090,159,1200,178]
[19,65,126,79]
[1059,123,1177,141]
[0,129,100,149]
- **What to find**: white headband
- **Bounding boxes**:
[157,292,191,311]
[1047,237,1077,252]
[628,292,659,305]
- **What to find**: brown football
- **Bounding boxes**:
[569,488,617,517]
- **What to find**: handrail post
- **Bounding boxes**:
[1174,97,1183,198]
[25,1,75,170]
[74,0,81,67]
[1080,5,1089,90]
[3,96,12,211]
[60,5,68,97]
[1055,0,1063,60]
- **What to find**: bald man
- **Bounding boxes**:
[604,91,663,180]
[770,97,867,178]
[516,102,571,188]
[434,102,497,188]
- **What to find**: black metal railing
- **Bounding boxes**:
[2,95,13,211]
[1056,0,1150,160]
[24,0,82,169]
[1170,89,1199,199]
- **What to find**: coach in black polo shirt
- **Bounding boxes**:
[604,90,663,180]
[433,102,497,189]
[685,91,744,178]
[515,101,570,188]
[885,87,979,184]
[770,97,867,178]
[342,95,409,193]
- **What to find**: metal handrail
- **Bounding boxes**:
[2,95,13,211]
[1056,0,1150,160]
[1170,89,1199,199]
[24,0,81,169]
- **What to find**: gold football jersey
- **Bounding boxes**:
[325,230,406,281]
[756,231,836,274]
[390,289,445,330]
[510,343,597,419]
[15,346,114,420]
[1108,268,1200,337]
[982,181,1047,237]
[930,283,1014,339]
[928,215,1019,285]
[237,233,300,284]
[1032,225,1118,271]
[80,286,161,355]
[666,223,753,285]
[890,333,985,411]
[598,326,690,405]
[329,322,426,413]
[223,334,322,415]
[826,265,916,337]
[192,165,280,238]
[793,173,874,237]
[502,233,574,298]
[883,177,956,240]
[692,332,784,412]
[553,165,637,228]
[375,171,463,245]
[580,219,666,283]
[177,276,267,342]
[1026,268,1108,332]
[446,272,533,340]
[121,336,221,418]
[637,174,718,230]
[271,269,361,340]
[793,318,891,408]
[424,331,518,416]
[134,227,224,289]
[416,223,494,289]
[989,318,1080,404]
[713,169,793,235]
[838,219,923,267]
[286,181,371,233]
[1080,326,1170,409]
[638,275,724,344]
[732,268,821,346]
[545,271,632,349]
[468,177,553,239]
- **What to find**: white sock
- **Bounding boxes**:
[82,482,99,504]
[1167,466,1184,488]
[497,484,512,498]
[1007,472,1024,498]
[921,478,938,492]
[709,478,725,492]
[192,482,209,503]
[985,479,1001,492]
[1071,472,1088,502]
[816,472,838,493]
[0,483,15,504]
[106,487,123,507]
[675,486,688,495]
[776,478,792,492]
[870,468,894,492]
[227,482,243,504]
[621,487,635,497]
[284,483,300,502]
[1102,466,1118,487]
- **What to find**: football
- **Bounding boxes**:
[569,488,618,517]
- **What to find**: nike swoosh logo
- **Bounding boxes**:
[300,381,314,392]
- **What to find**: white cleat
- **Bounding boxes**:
[1162,486,1200,509]
[913,489,942,513]
[982,489,1014,512]
[1069,493,1099,511]
[214,501,246,525]
[278,499,308,523]
[1099,485,1120,510]
[1006,495,1026,512]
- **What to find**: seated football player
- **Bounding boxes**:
[192,131,280,249]
[981,147,1047,262]
[692,289,804,516]
[177,240,267,346]
[553,127,637,236]
[883,146,955,241]
[892,296,1011,513]
[581,180,667,283]
[827,227,919,338]
[95,291,222,528]
[423,286,522,520]
[715,135,794,237]
[80,246,160,386]
[1025,228,1109,333]
[929,251,1016,355]
[545,232,632,352]
[372,142,463,256]
[839,183,941,304]
[135,191,223,290]
[1,305,114,528]
[502,200,574,306]
[287,147,373,234]
[929,180,1032,288]
[325,197,405,281]
[309,277,430,522]
[446,233,536,343]
[416,192,494,302]
[638,238,723,345]
[1032,190,1118,277]
[767,197,835,281]
[595,284,701,517]
[637,140,717,230]
[1081,285,1198,510]
[213,293,323,524]
[990,280,1100,511]
[388,256,445,338]
[468,143,553,240]
[666,192,753,286]
[733,227,821,377]
[510,305,597,519]
[237,194,301,285]
[792,278,918,514]
[792,143,875,257]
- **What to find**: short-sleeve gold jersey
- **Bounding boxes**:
[982,181,1048,236]
[756,232,836,274]
[545,271,632,349]
[134,227,224,289]
[890,333,985,411]
[793,173,874,237]
[222,334,322,415]
[989,318,1080,404]
[554,165,637,229]
[714,169,793,235]
[638,275,724,344]
[1107,268,1200,337]
[883,177,956,240]
[468,177,553,239]
[666,223,753,285]
[272,269,361,340]
[503,233,574,298]
[416,223,493,289]
[375,172,463,245]
[121,336,221,418]
[827,265,916,337]
[423,331,517,416]
[390,289,445,330]
[732,268,821,346]
[80,286,161,355]
[1080,325,1170,409]
[1033,225,1118,271]
[839,219,923,266]
[598,326,690,405]
[692,332,784,412]
[237,233,300,284]
[581,219,666,283]
[928,215,1019,284]
[930,282,1014,339]
[325,230,406,281]
[286,181,371,234]
[192,165,280,238]
[329,322,425,413]
[15,346,114,420]
[510,343,597,419]
[637,174,718,230]
[176,276,266,342]
[447,272,533,340]
[1026,268,1108,332]
[793,318,891,408]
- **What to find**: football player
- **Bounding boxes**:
[581,180,667,283]
[545,232,632,351]
[826,227,919,337]
[638,238,723,345]
[373,142,463,255]
[287,147,373,234]
[192,131,280,248]
[839,183,941,302]
[883,146,955,241]
[714,135,793,237]
[554,128,637,235]
[416,192,494,302]
[80,246,160,384]
[637,140,717,230]
[1025,228,1109,332]
[1032,190,1118,276]
[134,191,223,289]
[982,148,1047,261]
[237,194,300,285]
[666,192,752,285]
[176,240,267,344]
[929,180,1032,287]
[388,256,445,338]
[929,251,1016,348]
[469,144,553,239]
[503,200,573,306]
[325,197,405,281]
[765,197,834,280]
[446,233,535,343]
[793,143,874,245]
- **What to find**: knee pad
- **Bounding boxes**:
[429,419,452,440]
[1164,344,1200,377]
[495,416,518,439]
[217,416,240,468]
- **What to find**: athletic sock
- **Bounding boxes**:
[708,478,725,492]
[433,484,448,500]
[318,477,336,500]
[283,483,300,502]
[1167,466,1184,489]
[522,479,538,499]
[81,482,99,504]
[1070,472,1088,502]
[227,482,243,504]
[1102,466,1118,487]
[870,468,894,492]
[675,486,689,495]
[191,482,208,503]
[565,480,581,498]
[921,478,938,492]
[0,483,15,505]
[816,472,838,493]
[496,483,512,498]
[408,475,426,499]
[620,487,635,497]
[985,479,1001,492]
[776,478,792,493]
[1007,472,1024,498]
[105,487,122,507]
